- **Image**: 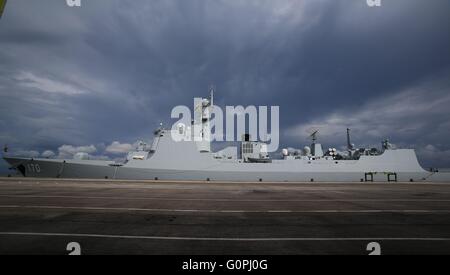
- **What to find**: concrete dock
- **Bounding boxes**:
[0,178,450,255]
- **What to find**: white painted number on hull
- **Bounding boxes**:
[27,164,41,173]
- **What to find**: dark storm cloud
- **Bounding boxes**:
[0,0,449,173]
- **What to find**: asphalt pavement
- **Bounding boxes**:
[0,178,449,255]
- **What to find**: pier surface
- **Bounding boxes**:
[1,178,450,255]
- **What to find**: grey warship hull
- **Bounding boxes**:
[4,93,450,182]
[4,135,449,182]
[2,156,442,182]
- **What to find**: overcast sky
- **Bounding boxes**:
[0,0,449,174]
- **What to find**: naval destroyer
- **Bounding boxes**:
[3,92,450,182]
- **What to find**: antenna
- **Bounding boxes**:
[209,85,215,108]
[306,127,320,143]
[309,130,319,143]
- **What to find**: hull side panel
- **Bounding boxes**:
[3,153,448,182]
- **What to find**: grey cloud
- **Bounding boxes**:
[57,144,97,159]
[9,150,40,158]
[105,141,134,154]
[41,150,56,158]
